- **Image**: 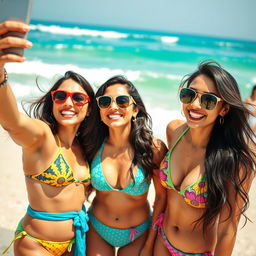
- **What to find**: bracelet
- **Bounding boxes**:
[0,69,8,87]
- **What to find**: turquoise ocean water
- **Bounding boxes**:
[6,20,256,138]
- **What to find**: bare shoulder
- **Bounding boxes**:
[166,119,185,134]
[152,137,168,167]
[166,120,186,147]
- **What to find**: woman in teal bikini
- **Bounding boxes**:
[154,61,256,256]
[84,75,167,255]
[0,20,96,256]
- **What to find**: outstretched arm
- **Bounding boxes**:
[0,20,47,150]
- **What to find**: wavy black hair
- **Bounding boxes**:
[83,75,156,182]
[180,60,256,232]
[24,71,95,161]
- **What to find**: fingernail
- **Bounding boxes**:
[23,25,30,31]
[26,42,33,48]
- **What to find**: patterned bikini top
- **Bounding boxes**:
[159,127,208,208]
[91,140,150,196]
[25,136,91,187]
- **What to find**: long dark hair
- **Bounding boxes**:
[24,71,95,160]
[180,60,256,231]
[250,85,256,98]
[84,75,156,182]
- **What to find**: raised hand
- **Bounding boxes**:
[0,20,32,67]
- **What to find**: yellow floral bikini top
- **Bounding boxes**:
[159,127,208,209]
[25,136,91,187]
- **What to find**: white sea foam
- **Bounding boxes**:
[160,36,179,44]
[6,61,142,91]
[30,24,128,39]
[136,71,182,82]
[30,23,183,46]
[55,44,68,49]
[147,107,184,142]
[6,60,181,89]
[11,82,37,98]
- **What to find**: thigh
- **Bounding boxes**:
[117,229,148,256]
[86,222,115,256]
[153,233,169,256]
[14,236,53,256]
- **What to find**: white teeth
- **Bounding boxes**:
[108,114,122,119]
[61,111,75,116]
[189,111,204,118]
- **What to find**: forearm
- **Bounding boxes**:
[143,194,166,250]
[0,68,46,148]
[214,232,237,256]
[0,70,23,131]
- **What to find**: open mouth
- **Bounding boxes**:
[60,110,76,118]
[107,113,123,120]
[188,110,205,121]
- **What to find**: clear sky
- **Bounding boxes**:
[31,0,256,41]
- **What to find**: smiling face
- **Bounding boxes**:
[99,83,138,130]
[52,78,89,129]
[182,74,226,129]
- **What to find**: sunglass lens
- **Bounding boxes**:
[179,88,196,104]
[98,96,111,108]
[72,93,86,105]
[53,91,67,103]
[201,94,218,110]
[116,96,130,108]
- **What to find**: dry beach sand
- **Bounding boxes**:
[0,127,255,255]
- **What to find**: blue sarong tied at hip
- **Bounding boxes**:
[27,205,89,256]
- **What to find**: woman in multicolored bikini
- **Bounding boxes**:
[154,61,256,256]
[85,75,167,255]
[0,20,96,256]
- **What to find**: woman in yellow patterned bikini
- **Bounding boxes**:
[153,61,256,256]
[0,20,95,256]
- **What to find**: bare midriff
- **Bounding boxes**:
[92,190,150,229]
[163,190,217,253]
[22,178,87,241]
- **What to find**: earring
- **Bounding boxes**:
[132,116,137,122]
[219,116,224,125]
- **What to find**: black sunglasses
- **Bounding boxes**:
[96,95,136,109]
[179,87,222,110]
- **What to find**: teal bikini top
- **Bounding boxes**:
[91,140,150,196]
